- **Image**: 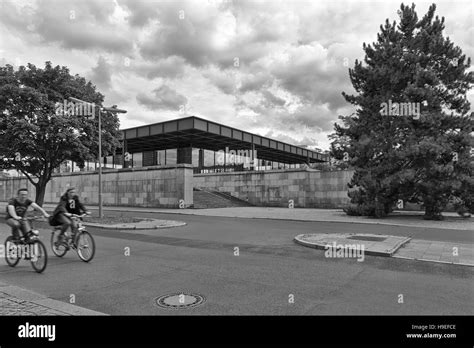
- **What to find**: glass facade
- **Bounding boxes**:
[156,150,165,165]
[192,148,199,167]
[166,149,177,165]
[204,149,214,167]
[56,147,305,173]
[133,152,143,167]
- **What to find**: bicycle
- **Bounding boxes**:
[50,214,95,262]
[4,216,48,273]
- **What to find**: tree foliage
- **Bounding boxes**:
[0,61,122,205]
[331,3,474,219]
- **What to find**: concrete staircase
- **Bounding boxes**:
[193,188,254,209]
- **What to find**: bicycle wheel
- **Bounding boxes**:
[51,230,68,257]
[5,236,20,267]
[76,231,95,262]
[30,240,48,273]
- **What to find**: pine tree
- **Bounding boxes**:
[332,3,473,219]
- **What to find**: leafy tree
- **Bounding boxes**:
[331,3,473,219]
[0,62,122,205]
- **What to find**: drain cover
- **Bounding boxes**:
[155,293,205,309]
[347,235,387,242]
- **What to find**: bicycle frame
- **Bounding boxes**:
[5,216,48,273]
[51,213,95,262]
[69,215,87,237]
[17,216,44,240]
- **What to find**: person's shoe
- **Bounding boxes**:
[23,231,35,243]
[55,235,65,246]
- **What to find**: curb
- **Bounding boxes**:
[0,282,107,316]
[0,212,186,231]
[294,234,474,267]
[85,220,187,230]
[293,234,412,257]
[91,208,472,231]
[1,207,471,231]
[392,255,474,267]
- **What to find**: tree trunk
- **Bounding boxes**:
[34,175,49,206]
[423,196,444,220]
[374,194,387,218]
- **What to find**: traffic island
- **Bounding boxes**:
[294,233,411,257]
[294,233,474,266]
[85,218,187,230]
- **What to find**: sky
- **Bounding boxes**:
[0,0,472,151]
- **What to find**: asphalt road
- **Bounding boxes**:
[0,211,472,315]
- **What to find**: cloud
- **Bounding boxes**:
[238,71,273,93]
[0,0,133,54]
[131,56,187,80]
[262,131,321,148]
[261,90,286,107]
[136,85,187,111]
[88,56,112,90]
[267,42,350,110]
[0,0,472,152]
[117,0,160,28]
[203,66,238,95]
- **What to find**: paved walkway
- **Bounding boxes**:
[34,204,473,231]
[0,281,106,316]
[394,239,474,265]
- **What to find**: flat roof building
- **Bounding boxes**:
[119,116,328,173]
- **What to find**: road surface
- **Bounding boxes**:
[0,211,472,315]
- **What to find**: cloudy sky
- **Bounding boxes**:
[0,0,472,150]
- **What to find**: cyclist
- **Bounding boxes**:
[5,188,50,242]
[50,187,91,245]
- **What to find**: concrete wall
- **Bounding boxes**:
[0,165,193,208]
[193,169,355,208]
[0,167,355,209]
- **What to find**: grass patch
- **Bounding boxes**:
[86,215,146,224]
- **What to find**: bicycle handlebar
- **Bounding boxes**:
[70,214,89,219]
[20,216,46,221]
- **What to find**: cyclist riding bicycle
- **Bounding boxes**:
[5,188,50,242]
[50,188,91,245]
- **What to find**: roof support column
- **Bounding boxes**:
[198,148,204,172]
[123,139,129,168]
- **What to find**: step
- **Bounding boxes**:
[193,190,253,209]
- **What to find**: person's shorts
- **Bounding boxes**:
[48,216,61,226]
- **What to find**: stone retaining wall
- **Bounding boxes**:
[0,165,193,208]
[193,169,355,208]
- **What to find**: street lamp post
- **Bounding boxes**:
[68,97,127,218]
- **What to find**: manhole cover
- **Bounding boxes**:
[155,293,206,309]
[347,235,387,242]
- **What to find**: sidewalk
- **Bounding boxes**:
[393,239,474,266]
[33,204,474,231]
[0,281,106,315]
